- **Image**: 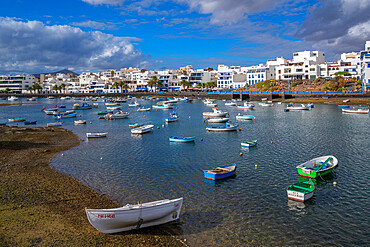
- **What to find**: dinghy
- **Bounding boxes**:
[74,120,87,125]
[169,136,196,142]
[165,112,179,122]
[236,114,256,120]
[104,111,129,120]
[237,102,254,109]
[287,180,315,202]
[131,124,154,134]
[342,108,369,114]
[47,122,62,127]
[85,197,183,233]
[8,117,26,122]
[204,164,237,180]
[241,140,257,147]
[129,123,144,128]
[24,121,37,125]
[203,108,228,118]
[296,155,338,178]
[137,107,151,112]
[206,122,238,132]
[206,117,229,123]
[86,132,108,138]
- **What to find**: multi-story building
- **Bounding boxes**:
[189,69,216,87]
[0,75,35,93]
[360,41,370,91]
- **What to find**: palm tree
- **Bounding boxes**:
[180,79,191,91]
[156,81,164,91]
[121,82,129,93]
[206,81,217,90]
[196,82,205,91]
[27,85,34,94]
[110,70,115,77]
[34,84,42,94]
[61,83,66,94]
[52,85,59,93]
[112,82,119,93]
[148,76,159,92]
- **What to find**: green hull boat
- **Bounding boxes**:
[296,155,338,179]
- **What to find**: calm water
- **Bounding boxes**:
[1,97,369,246]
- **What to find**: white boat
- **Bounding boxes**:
[105,111,129,120]
[8,96,18,101]
[203,108,228,118]
[44,109,59,115]
[237,102,255,109]
[225,101,237,106]
[74,120,87,125]
[8,117,26,122]
[48,96,55,99]
[342,108,369,114]
[131,124,154,134]
[206,102,218,107]
[165,112,179,122]
[91,103,99,108]
[259,102,273,107]
[287,104,310,111]
[206,122,239,132]
[86,132,108,138]
[206,117,229,123]
[27,97,37,101]
[85,197,183,233]
[47,122,62,127]
[106,106,121,110]
[137,107,151,112]
[343,99,350,103]
[152,103,173,109]
[236,114,256,120]
[105,102,120,106]
[128,102,140,107]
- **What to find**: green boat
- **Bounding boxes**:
[287,180,315,202]
[296,155,338,179]
[240,140,257,147]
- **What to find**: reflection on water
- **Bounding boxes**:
[1,98,369,246]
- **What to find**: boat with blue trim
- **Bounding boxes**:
[206,122,238,132]
[236,114,256,120]
[204,164,237,180]
[165,112,179,122]
[169,136,196,142]
[241,140,257,147]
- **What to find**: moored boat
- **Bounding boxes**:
[129,123,144,128]
[128,101,140,107]
[137,107,151,112]
[236,114,256,120]
[24,121,37,125]
[86,132,108,138]
[8,96,18,101]
[55,112,77,119]
[152,103,173,109]
[341,108,369,114]
[225,101,237,106]
[296,155,338,178]
[203,108,228,118]
[204,164,237,180]
[206,122,238,132]
[169,136,196,142]
[237,102,254,109]
[286,104,310,111]
[85,197,183,233]
[74,120,87,125]
[338,105,350,108]
[106,106,121,110]
[287,180,315,202]
[8,117,26,122]
[206,117,229,123]
[47,122,62,127]
[131,124,154,134]
[105,111,129,120]
[73,103,92,110]
[165,112,179,122]
[98,110,114,115]
[259,102,273,107]
[241,139,257,147]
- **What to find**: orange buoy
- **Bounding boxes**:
[333,181,337,186]
[239,153,243,156]
[271,141,273,144]
[239,128,242,131]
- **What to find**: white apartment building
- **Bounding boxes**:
[242,64,276,86]
[360,41,370,91]
[217,65,242,89]
[0,75,35,93]
[189,69,216,87]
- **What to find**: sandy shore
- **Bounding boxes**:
[0,126,184,246]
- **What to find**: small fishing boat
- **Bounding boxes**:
[342,108,369,114]
[152,103,173,109]
[91,103,99,108]
[97,110,114,115]
[286,104,310,111]
[105,102,120,106]
[85,197,183,233]
[43,108,59,115]
[105,111,129,120]
[106,106,121,110]
[205,102,218,107]
[259,102,273,107]
[338,105,350,108]
[206,117,229,123]
[8,117,26,122]
[165,112,179,122]
[131,124,154,134]
[59,105,66,108]
[204,164,237,180]
[203,108,228,118]
[129,123,144,128]
[74,120,87,125]
[343,99,350,103]
[225,101,237,106]
[73,103,92,110]
[27,97,37,101]
[55,112,77,119]
[236,114,256,120]
[47,122,62,127]
[137,107,151,112]
[241,140,257,147]
[86,132,108,138]
[24,121,37,125]
[169,136,196,142]
[115,98,127,103]
[206,122,238,132]
[286,180,315,202]
[128,101,140,107]
[8,96,18,101]
[48,96,55,99]
[237,102,255,109]
[296,155,338,178]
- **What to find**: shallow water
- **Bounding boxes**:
[1,97,369,246]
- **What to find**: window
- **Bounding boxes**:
[310,68,315,71]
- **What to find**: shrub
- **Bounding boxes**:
[337,87,343,91]
[271,86,278,91]
[292,82,297,87]
[295,79,303,85]
[255,82,263,89]
[357,80,362,86]
[263,85,270,91]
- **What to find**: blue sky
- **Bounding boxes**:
[0,0,369,74]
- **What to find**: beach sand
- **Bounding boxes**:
[0,126,184,246]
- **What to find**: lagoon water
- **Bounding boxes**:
[1,97,369,246]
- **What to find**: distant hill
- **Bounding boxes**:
[33,69,78,78]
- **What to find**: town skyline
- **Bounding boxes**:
[1,0,370,74]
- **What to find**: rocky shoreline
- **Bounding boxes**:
[0,126,184,246]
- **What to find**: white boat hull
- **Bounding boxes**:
[131,125,154,134]
[287,190,314,202]
[85,198,183,233]
[206,117,229,123]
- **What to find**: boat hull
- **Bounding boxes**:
[296,155,338,178]
[169,136,195,142]
[287,190,314,202]
[204,164,236,180]
[85,198,183,233]
[241,140,257,147]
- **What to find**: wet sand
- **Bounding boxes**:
[0,126,184,246]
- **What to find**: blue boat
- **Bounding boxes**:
[0,122,6,126]
[204,164,237,180]
[165,112,179,122]
[359,104,366,107]
[55,112,77,119]
[73,103,92,110]
[338,105,350,108]
[169,136,196,142]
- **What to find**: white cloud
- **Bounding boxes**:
[82,0,125,6]
[0,17,148,74]
[71,20,119,30]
